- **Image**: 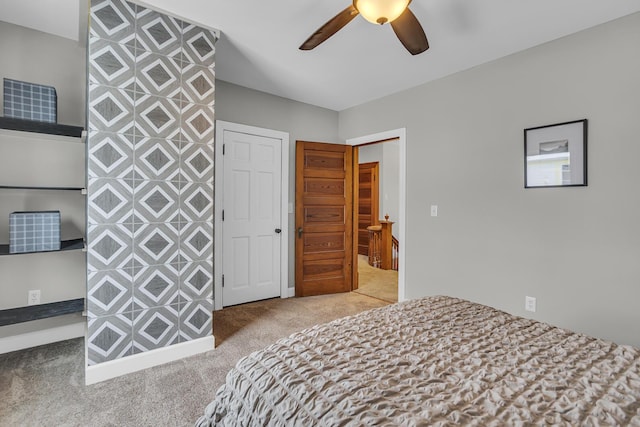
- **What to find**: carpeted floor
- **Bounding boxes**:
[353,254,398,303]
[0,292,388,427]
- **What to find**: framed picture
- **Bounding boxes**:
[524,119,587,188]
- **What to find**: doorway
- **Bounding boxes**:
[214,121,290,309]
[347,129,406,302]
[353,139,400,303]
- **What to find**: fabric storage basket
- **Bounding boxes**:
[9,211,61,254]
[3,78,58,123]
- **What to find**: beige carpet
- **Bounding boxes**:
[353,254,398,303]
[0,293,388,426]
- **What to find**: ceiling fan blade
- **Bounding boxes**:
[390,8,429,55]
[299,5,359,50]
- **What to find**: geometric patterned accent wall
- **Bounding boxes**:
[86,0,216,365]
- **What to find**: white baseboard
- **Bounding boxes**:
[0,319,85,355]
[85,335,215,385]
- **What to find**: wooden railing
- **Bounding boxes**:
[367,219,398,271]
[367,225,382,268]
[392,235,399,271]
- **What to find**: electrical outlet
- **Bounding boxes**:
[28,290,41,305]
[525,296,536,312]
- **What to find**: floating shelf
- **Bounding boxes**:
[0,117,84,138]
[0,238,85,256]
[0,185,85,191]
[0,298,85,327]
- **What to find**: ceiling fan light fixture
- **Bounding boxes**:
[354,0,411,25]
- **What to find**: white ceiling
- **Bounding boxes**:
[1,0,639,111]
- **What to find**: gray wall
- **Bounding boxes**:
[0,21,86,126]
[215,80,340,287]
[382,141,400,236]
[339,13,640,347]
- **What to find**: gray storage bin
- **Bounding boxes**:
[3,78,58,123]
[9,211,61,253]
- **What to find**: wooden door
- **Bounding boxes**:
[222,130,282,306]
[295,141,353,297]
[357,162,379,256]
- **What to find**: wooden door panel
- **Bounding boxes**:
[303,258,345,279]
[299,279,349,296]
[304,178,345,195]
[359,204,372,215]
[303,151,346,170]
[302,232,345,254]
[357,162,379,256]
[301,258,349,295]
[296,141,353,297]
[359,188,372,199]
[304,206,345,224]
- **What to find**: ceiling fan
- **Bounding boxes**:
[299,0,429,55]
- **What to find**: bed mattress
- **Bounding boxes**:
[197,296,640,426]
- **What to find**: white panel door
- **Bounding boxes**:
[222,130,282,306]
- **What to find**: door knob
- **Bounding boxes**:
[275,228,282,234]
[297,227,303,238]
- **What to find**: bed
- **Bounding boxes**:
[196,296,640,426]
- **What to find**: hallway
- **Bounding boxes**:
[353,254,398,303]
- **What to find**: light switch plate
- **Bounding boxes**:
[525,296,536,312]
[430,205,438,217]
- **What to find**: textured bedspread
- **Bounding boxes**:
[197,296,640,426]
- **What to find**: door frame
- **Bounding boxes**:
[347,128,407,301]
[214,120,290,310]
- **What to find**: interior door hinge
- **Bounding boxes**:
[222,274,225,287]
[222,209,224,221]
[223,144,225,155]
